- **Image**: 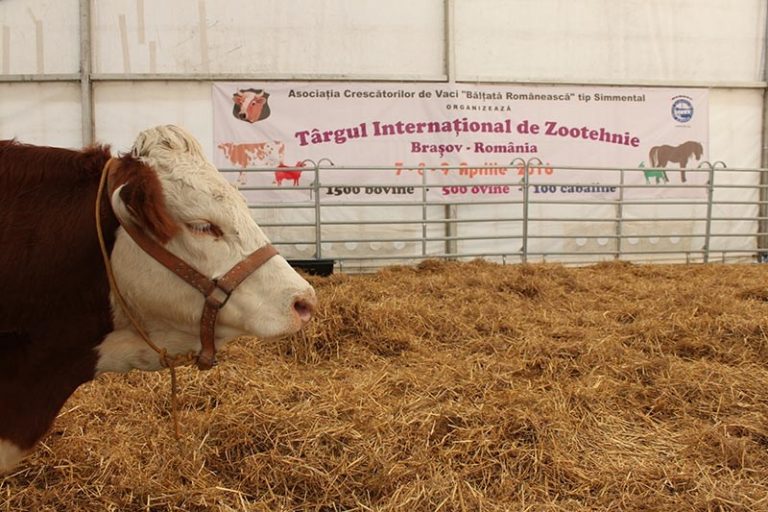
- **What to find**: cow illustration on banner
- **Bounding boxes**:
[218,89,313,197]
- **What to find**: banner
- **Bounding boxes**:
[212,82,708,203]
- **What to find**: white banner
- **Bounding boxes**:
[212,82,708,203]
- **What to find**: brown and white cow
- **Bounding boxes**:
[0,125,316,473]
[217,141,285,169]
[218,141,287,188]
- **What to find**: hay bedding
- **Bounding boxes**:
[3,260,768,511]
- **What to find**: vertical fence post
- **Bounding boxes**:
[522,158,541,263]
[314,158,335,260]
[79,0,93,145]
[443,0,456,259]
[301,158,323,260]
[701,161,716,263]
[756,163,768,261]
[422,168,428,257]
[314,163,322,259]
[760,167,768,262]
[445,205,458,258]
[509,158,527,263]
[616,168,625,260]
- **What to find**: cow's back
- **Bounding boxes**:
[0,141,116,325]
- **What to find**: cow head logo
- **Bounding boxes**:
[232,88,271,123]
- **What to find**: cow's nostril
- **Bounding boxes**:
[238,112,246,119]
[293,298,315,323]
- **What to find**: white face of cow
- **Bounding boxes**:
[95,125,316,373]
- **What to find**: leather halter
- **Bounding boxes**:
[105,161,278,370]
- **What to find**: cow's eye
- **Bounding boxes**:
[186,221,223,238]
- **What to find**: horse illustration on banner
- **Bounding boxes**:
[648,141,703,183]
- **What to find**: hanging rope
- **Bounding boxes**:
[94,158,195,441]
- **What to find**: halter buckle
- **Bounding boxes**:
[206,279,233,309]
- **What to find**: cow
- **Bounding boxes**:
[218,141,286,188]
[274,161,306,186]
[232,89,270,123]
[0,125,317,474]
[217,141,285,169]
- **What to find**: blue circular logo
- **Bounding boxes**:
[671,98,694,123]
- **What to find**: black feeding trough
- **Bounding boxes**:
[287,259,335,277]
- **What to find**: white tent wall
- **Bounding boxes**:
[94,82,213,153]
[0,0,80,76]
[0,83,82,146]
[91,0,445,78]
[455,0,765,85]
[1,0,766,266]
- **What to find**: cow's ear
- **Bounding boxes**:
[109,156,180,244]
[232,93,243,104]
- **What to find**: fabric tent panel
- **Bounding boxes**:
[91,0,445,77]
[455,0,765,84]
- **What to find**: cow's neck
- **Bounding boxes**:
[0,149,119,455]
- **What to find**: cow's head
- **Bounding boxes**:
[232,89,270,123]
[96,125,315,373]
